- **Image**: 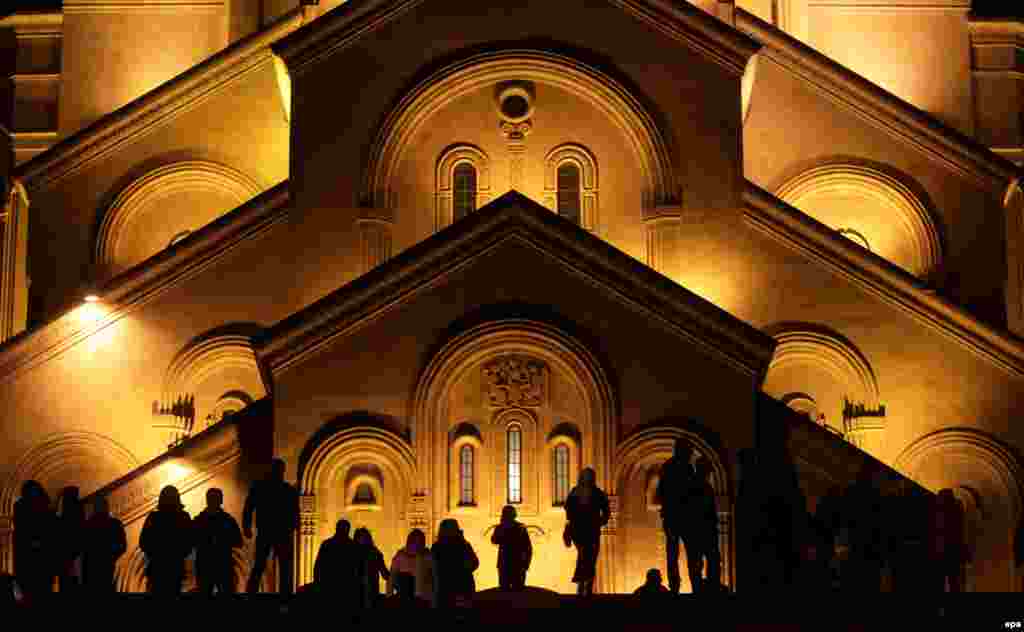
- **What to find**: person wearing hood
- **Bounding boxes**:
[192,488,243,595]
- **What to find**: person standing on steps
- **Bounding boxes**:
[564,467,610,597]
[243,458,300,594]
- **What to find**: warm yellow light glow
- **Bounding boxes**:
[162,460,193,487]
[84,294,100,303]
[75,301,107,327]
[273,53,292,122]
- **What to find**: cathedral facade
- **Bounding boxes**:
[1,0,1023,593]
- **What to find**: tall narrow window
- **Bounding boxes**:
[556,163,581,225]
[460,444,475,505]
[453,163,477,222]
[507,426,522,504]
[553,444,570,506]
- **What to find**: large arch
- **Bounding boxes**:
[410,318,618,592]
[95,160,263,276]
[363,49,679,214]
[894,428,1024,591]
[613,423,733,593]
[0,431,140,574]
[763,323,883,451]
[775,160,943,281]
[158,324,269,438]
[295,423,416,588]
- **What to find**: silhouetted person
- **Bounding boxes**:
[243,458,300,594]
[564,467,610,596]
[928,488,968,593]
[354,527,390,608]
[843,469,885,592]
[314,519,361,606]
[193,488,242,595]
[82,494,126,595]
[633,568,670,599]
[491,505,532,590]
[13,480,56,601]
[56,486,86,594]
[888,486,930,595]
[655,439,698,594]
[389,529,429,603]
[431,518,478,609]
[139,485,193,595]
[814,484,844,590]
[691,457,721,593]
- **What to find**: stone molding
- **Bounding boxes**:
[0,183,289,384]
[0,431,141,517]
[409,319,618,525]
[743,182,1024,378]
[95,160,263,274]
[543,143,599,232]
[736,8,1022,195]
[766,325,882,410]
[257,192,777,381]
[12,8,310,192]
[360,50,680,215]
[775,162,943,281]
[434,144,492,231]
[274,0,757,78]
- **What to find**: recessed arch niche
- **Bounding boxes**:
[894,428,1024,592]
[613,423,732,594]
[775,161,943,281]
[763,323,883,450]
[95,160,263,276]
[363,49,679,215]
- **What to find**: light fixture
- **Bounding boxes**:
[83,294,101,303]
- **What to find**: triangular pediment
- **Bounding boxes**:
[273,0,759,78]
[256,190,776,380]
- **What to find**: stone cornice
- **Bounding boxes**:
[63,1,224,14]
[0,12,64,36]
[84,402,257,525]
[736,8,1022,196]
[0,182,290,383]
[11,8,310,193]
[742,182,1024,378]
[968,17,1024,46]
[258,191,776,381]
[274,0,759,79]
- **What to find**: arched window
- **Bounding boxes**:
[459,444,475,506]
[352,482,376,505]
[557,163,582,225]
[507,425,522,504]
[452,163,477,222]
[544,144,598,231]
[553,443,570,506]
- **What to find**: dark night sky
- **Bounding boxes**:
[2,1,1023,19]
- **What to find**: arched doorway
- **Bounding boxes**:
[296,423,416,588]
[410,319,618,592]
[613,424,732,594]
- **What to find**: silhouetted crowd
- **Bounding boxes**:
[4,444,976,606]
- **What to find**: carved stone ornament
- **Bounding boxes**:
[500,119,533,142]
[483,356,547,408]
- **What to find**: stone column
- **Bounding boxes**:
[598,494,619,594]
[0,516,11,574]
[0,182,29,344]
[644,213,681,277]
[356,217,393,276]
[1004,180,1024,337]
[297,493,317,588]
